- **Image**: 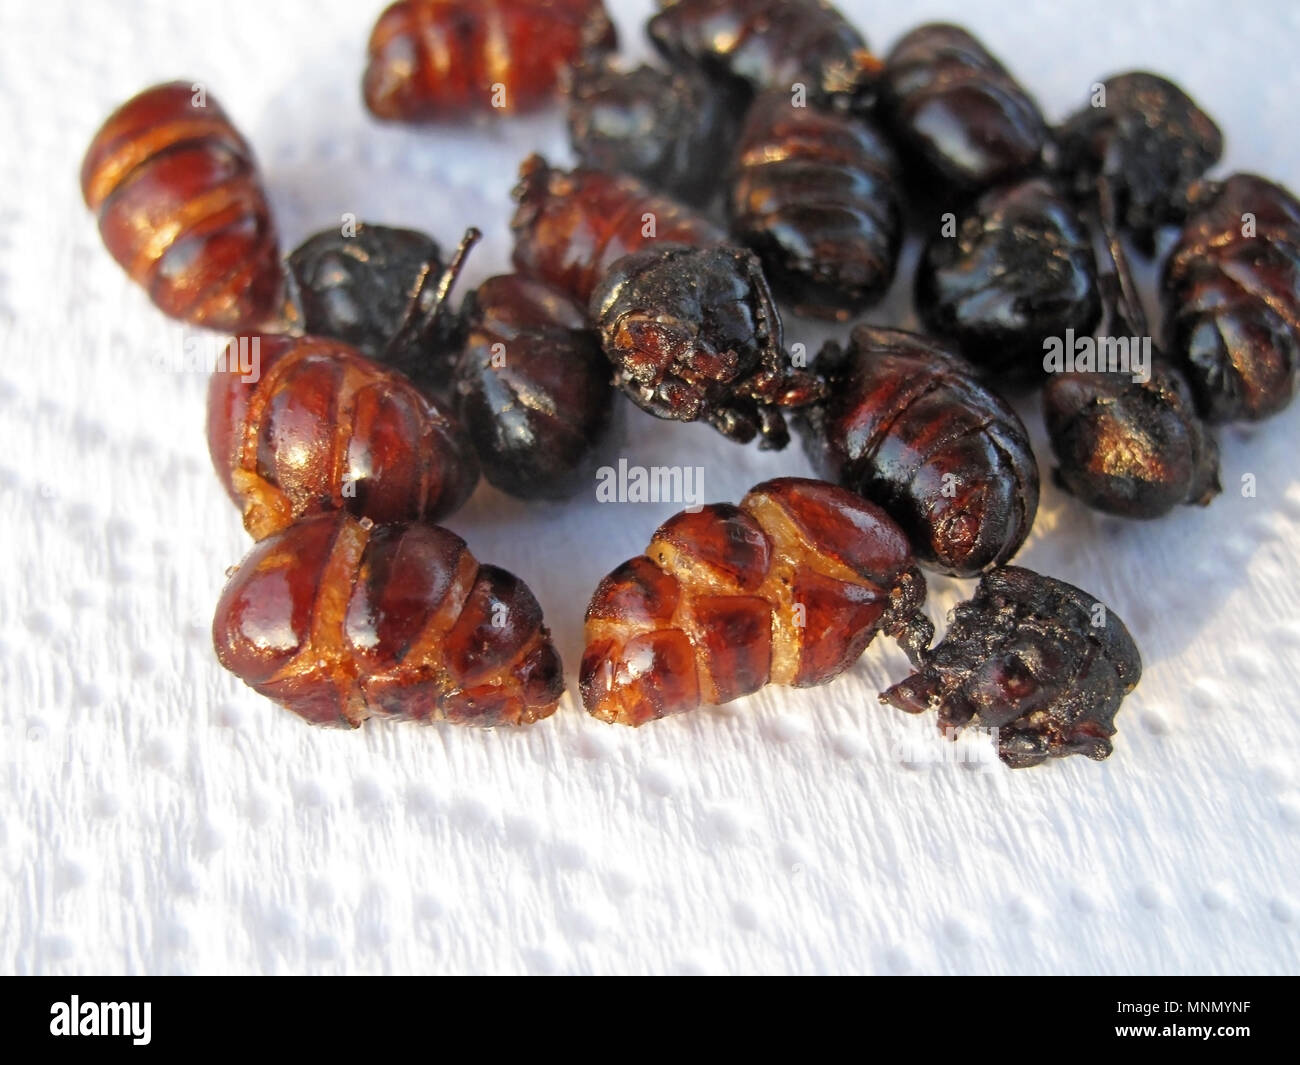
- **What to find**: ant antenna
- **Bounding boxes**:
[387,226,482,355]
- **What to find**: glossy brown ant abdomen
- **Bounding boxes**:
[455,274,613,500]
[510,154,725,303]
[580,477,933,726]
[207,334,478,539]
[363,0,617,121]
[729,90,903,320]
[81,81,281,332]
[1162,173,1300,422]
[214,513,564,728]
[879,23,1048,192]
[803,326,1039,578]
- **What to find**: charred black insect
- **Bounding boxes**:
[567,59,743,207]
[590,243,825,450]
[647,0,880,117]
[455,274,614,500]
[882,566,1142,770]
[1055,71,1223,254]
[879,23,1048,192]
[1044,359,1221,519]
[802,326,1039,578]
[1162,173,1300,422]
[916,177,1101,384]
[728,90,902,320]
[285,224,480,397]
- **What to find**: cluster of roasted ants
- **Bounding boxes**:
[80,0,1297,770]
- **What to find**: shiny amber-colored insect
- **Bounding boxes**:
[580,477,933,726]
[511,154,725,303]
[214,512,564,728]
[207,334,479,540]
[363,0,617,121]
[1162,173,1300,422]
[80,81,281,332]
[803,326,1039,578]
[729,90,903,320]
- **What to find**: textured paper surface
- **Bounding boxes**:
[2,0,1299,975]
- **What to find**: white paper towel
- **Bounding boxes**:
[2,0,1298,975]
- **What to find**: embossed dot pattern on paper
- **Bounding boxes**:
[2,0,1299,974]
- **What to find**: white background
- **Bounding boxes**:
[2,0,1298,974]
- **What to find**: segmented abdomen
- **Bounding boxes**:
[80,82,281,332]
[207,335,479,540]
[363,0,617,120]
[214,513,564,728]
[510,154,725,303]
[1162,173,1300,422]
[580,477,932,726]
[807,326,1039,578]
[729,90,902,319]
[880,23,1047,190]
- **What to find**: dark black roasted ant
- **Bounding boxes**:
[916,176,1101,384]
[567,58,744,207]
[456,274,614,500]
[285,223,481,398]
[882,567,1142,769]
[590,243,825,450]
[648,0,882,117]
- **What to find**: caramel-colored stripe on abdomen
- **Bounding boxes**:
[85,118,249,210]
[482,0,514,110]
[330,353,368,513]
[417,0,455,110]
[129,177,252,284]
[652,540,740,708]
[268,517,372,727]
[740,496,806,688]
[743,493,886,688]
[230,342,314,538]
[370,545,480,720]
[189,234,278,329]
